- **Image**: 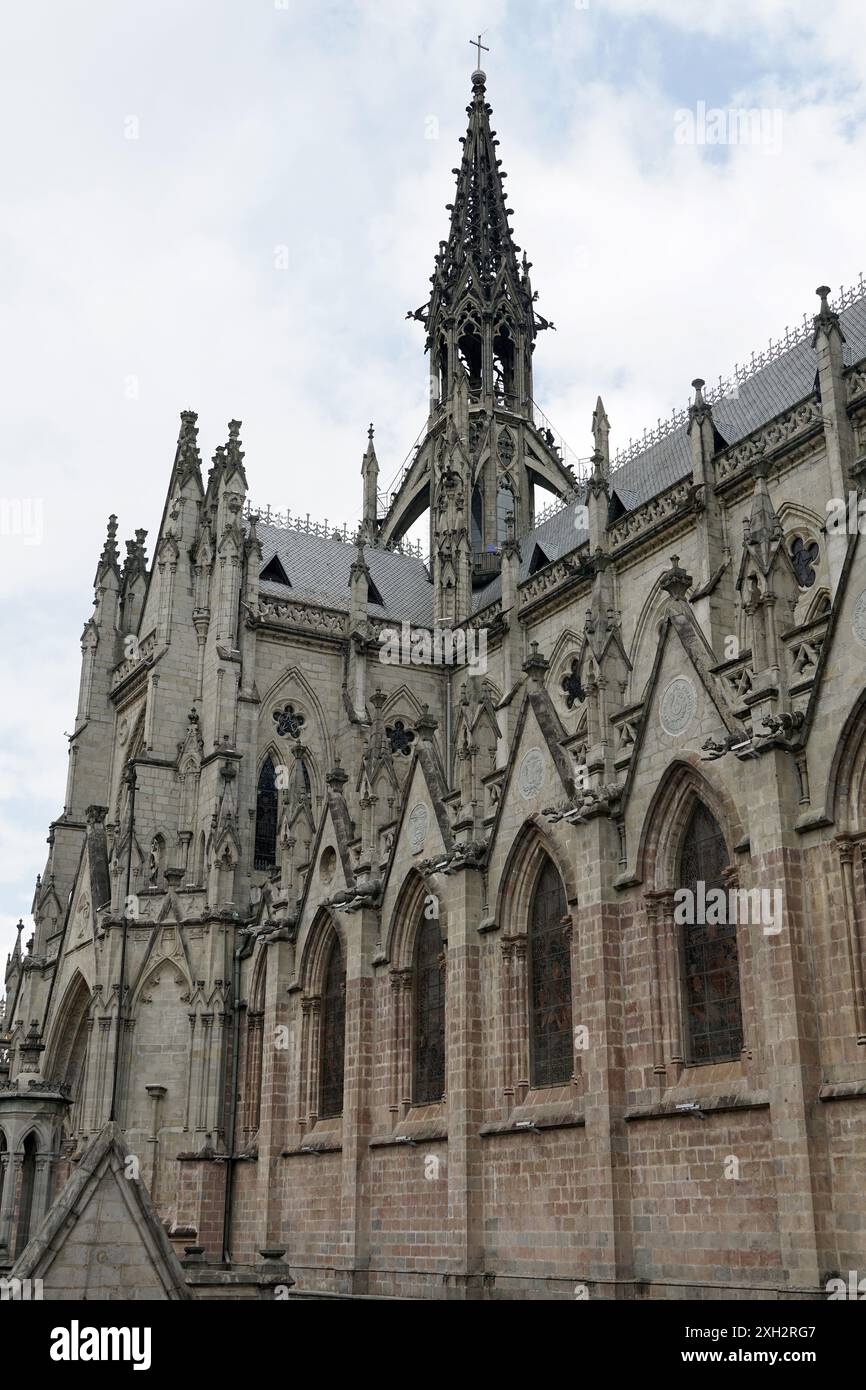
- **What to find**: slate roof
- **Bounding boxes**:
[472,292,866,612]
[608,293,866,513]
[256,522,435,626]
[471,504,582,612]
[255,293,866,624]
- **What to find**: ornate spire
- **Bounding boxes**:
[94,514,121,585]
[742,459,783,571]
[207,443,227,496]
[411,69,540,352]
[591,396,610,478]
[689,376,712,427]
[812,283,842,341]
[173,409,203,489]
[121,528,149,585]
[224,419,247,486]
[660,553,694,601]
[360,422,379,540]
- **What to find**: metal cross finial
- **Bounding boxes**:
[470,32,489,68]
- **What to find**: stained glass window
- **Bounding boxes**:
[319,935,346,1118]
[254,757,277,869]
[679,803,743,1064]
[413,917,445,1103]
[529,858,573,1087]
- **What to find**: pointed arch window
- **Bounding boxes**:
[496,484,515,544]
[457,321,482,395]
[471,486,484,552]
[529,858,573,1087]
[493,324,516,405]
[254,757,278,870]
[679,803,743,1064]
[319,935,346,1118]
[413,916,445,1104]
[435,335,448,406]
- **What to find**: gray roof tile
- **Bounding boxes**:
[256,296,866,625]
[255,523,435,626]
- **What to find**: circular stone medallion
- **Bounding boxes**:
[408,803,429,854]
[518,747,545,799]
[853,589,866,648]
[659,676,697,737]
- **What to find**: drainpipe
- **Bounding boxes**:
[109,763,136,1123]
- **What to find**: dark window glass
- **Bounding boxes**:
[529,859,573,1087]
[679,804,743,1064]
[254,758,278,869]
[319,936,346,1118]
[413,918,445,1103]
[471,486,484,551]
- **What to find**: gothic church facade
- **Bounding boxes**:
[3,68,866,1300]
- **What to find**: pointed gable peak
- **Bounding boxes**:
[10,1121,192,1299]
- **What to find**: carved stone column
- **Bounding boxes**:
[32,1155,53,1230]
[499,936,516,1114]
[399,970,413,1116]
[184,1013,196,1133]
[0,1152,16,1256]
[197,1013,214,1133]
[723,865,758,1085]
[297,996,313,1129]
[0,1154,22,1256]
[837,838,866,1043]
[244,1010,264,1136]
[658,890,684,1077]
[513,935,529,1101]
[306,997,322,1126]
[79,1015,97,1135]
[643,894,666,1078]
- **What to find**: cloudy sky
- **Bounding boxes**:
[1,0,864,961]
